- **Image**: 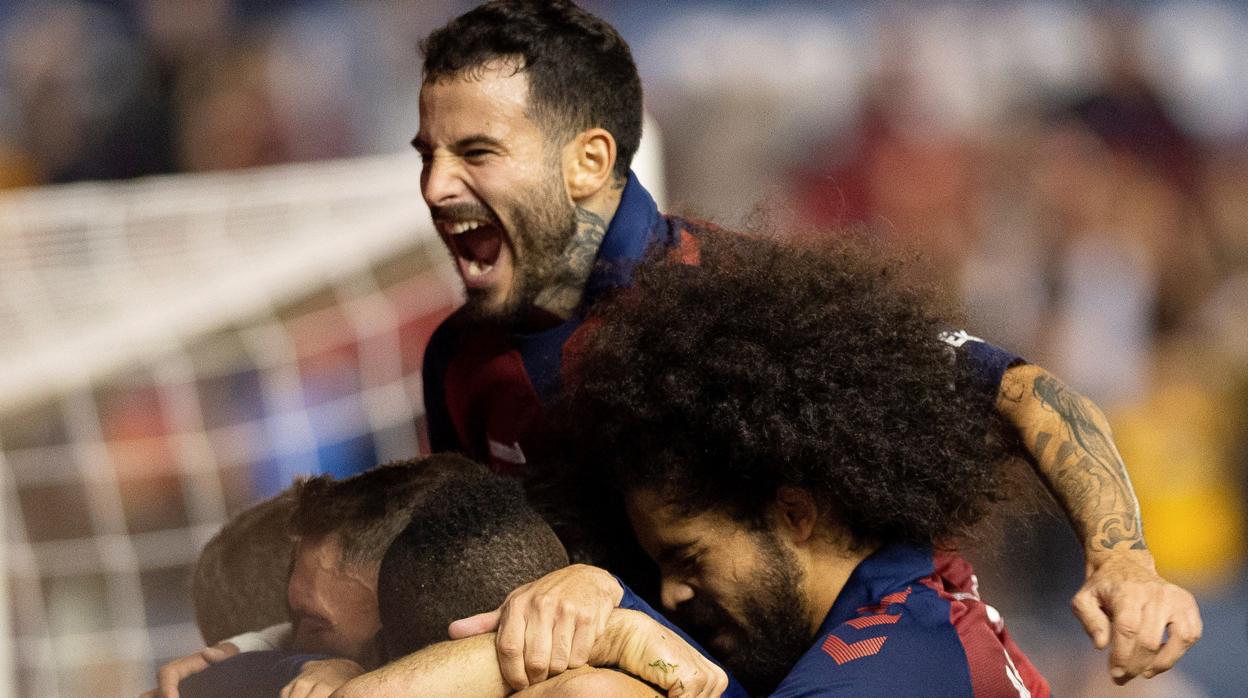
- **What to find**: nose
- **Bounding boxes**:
[421,154,468,208]
[660,577,695,611]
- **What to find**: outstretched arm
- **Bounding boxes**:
[332,609,726,698]
[996,363,1201,684]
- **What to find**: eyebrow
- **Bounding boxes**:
[655,541,696,567]
[410,134,505,153]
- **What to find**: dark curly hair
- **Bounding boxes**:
[556,230,1013,548]
[421,0,642,181]
[378,469,569,659]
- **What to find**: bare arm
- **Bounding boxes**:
[333,609,725,698]
[998,364,1146,552]
[331,634,507,698]
[514,667,661,698]
[997,363,1201,683]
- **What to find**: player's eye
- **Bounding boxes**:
[676,550,703,574]
[463,149,492,162]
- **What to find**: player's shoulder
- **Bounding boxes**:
[770,584,977,697]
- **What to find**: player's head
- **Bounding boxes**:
[558,229,1011,693]
[377,469,570,659]
[286,454,485,666]
[192,488,296,645]
[416,0,642,323]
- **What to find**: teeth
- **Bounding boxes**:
[466,260,494,277]
[448,220,485,235]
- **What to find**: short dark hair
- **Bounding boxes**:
[192,489,296,645]
[377,469,570,659]
[557,229,1014,548]
[421,0,642,180]
[289,453,486,566]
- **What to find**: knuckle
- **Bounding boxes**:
[497,642,523,659]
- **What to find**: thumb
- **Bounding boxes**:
[448,609,501,639]
[201,646,231,664]
[1071,588,1111,649]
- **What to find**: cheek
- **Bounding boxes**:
[326,578,380,634]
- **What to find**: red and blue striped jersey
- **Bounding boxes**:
[772,544,1049,697]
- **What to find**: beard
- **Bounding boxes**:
[456,167,578,327]
[671,534,814,696]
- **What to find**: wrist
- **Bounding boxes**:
[589,608,643,667]
[1085,547,1156,574]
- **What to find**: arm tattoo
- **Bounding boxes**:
[647,659,678,673]
[1030,375,1147,551]
[533,206,608,318]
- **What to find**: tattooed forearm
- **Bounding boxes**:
[1028,374,1146,552]
[534,206,608,319]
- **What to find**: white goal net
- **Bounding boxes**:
[0,153,461,697]
[0,124,663,696]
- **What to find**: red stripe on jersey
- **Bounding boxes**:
[881,588,911,606]
[845,613,902,630]
[922,553,1050,697]
[822,635,888,665]
[856,586,912,615]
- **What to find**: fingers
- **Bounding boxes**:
[1115,599,1167,682]
[201,646,232,664]
[448,609,501,639]
[548,608,579,677]
[497,600,531,690]
[1070,589,1110,650]
[523,597,556,685]
[492,566,621,690]
[1143,592,1203,678]
[568,609,597,669]
[1107,599,1143,684]
[156,654,207,698]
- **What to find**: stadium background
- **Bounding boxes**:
[0,0,1245,695]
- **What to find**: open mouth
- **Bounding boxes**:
[442,219,505,279]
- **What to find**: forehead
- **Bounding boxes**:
[417,63,539,143]
[627,489,736,545]
[292,534,343,574]
[290,534,378,594]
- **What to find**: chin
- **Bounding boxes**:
[463,285,530,325]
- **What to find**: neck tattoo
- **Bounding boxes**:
[533,206,609,319]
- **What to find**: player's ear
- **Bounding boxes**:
[772,486,819,545]
[564,127,616,201]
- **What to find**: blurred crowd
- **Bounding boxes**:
[2,0,1246,695]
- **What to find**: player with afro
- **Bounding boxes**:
[553,228,1051,696]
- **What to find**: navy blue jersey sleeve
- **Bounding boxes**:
[938,330,1025,397]
[617,581,750,698]
[179,650,331,697]
[421,317,461,454]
